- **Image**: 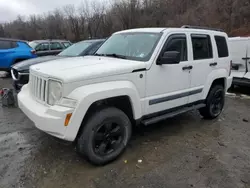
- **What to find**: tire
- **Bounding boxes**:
[76,107,132,165]
[199,85,225,119]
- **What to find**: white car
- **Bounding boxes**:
[18,26,232,165]
[229,37,250,87]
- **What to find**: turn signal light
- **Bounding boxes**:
[64,113,72,126]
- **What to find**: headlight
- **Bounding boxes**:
[48,80,62,105]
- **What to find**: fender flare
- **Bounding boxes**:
[65,81,142,141]
[202,69,228,99]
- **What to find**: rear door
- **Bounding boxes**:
[49,42,64,55]
[229,38,248,78]
[188,33,215,103]
[35,42,50,56]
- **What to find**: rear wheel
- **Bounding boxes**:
[76,107,132,165]
[199,85,225,119]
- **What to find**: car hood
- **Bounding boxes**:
[30,56,146,83]
[12,56,67,72]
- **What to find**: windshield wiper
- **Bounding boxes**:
[94,53,127,59]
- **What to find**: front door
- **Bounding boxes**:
[145,33,191,115]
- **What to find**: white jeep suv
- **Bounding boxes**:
[18,26,232,165]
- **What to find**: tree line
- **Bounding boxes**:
[0,0,249,42]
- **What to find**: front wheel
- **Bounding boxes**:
[199,85,225,119]
[76,107,132,165]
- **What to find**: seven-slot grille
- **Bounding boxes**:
[29,73,47,103]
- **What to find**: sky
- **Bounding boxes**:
[0,0,86,22]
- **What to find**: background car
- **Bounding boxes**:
[11,39,105,91]
[0,38,37,71]
[28,39,72,56]
[229,37,250,87]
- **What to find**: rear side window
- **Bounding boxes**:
[0,40,12,49]
[191,34,213,60]
[50,42,63,50]
[214,36,229,58]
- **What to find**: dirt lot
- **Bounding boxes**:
[0,76,250,188]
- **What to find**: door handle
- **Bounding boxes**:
[182,66,193,71]
[210,62,217,67]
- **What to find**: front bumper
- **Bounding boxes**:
[18,85,75,141]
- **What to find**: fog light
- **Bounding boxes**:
[64,113,72,126]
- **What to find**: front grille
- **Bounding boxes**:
[19,74,29,84]
[29,73,47,103]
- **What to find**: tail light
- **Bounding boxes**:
[31,49,36,55]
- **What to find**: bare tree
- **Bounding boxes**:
[0,0,249,40]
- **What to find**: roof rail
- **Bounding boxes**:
[181,25,224,32]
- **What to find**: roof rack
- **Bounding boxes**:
[181,25,224,32]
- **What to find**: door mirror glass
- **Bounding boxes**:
[159,51,181,64]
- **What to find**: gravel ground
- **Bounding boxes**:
[0,76,250,188]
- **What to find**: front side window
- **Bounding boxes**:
[162,35,187,61]
[35,43,49,51]
[50,42,63,50]
[215,36,229,58]
[95,32,162,61]
[191,34,213,60]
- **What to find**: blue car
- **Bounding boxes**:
[0,38,37,71]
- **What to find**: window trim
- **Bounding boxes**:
[191,34,213,60]
[157,33,188,64]
[214,35,229,58]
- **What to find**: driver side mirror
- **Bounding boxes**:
[157,51,181,65]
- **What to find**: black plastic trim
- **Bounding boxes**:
[242,57,250,60]
[149,88,203,105]
[132,68,147,73]
[142,100,205,121]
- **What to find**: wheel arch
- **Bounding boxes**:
[202,69,228,99]
[65,81,142,141]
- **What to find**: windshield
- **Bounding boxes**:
[58,41,93,56]
[95,32,162,61]
[28,41,39,49]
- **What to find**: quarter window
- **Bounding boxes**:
[215,36,229,58]
[162,35,187,62]
[191,34,213,60]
